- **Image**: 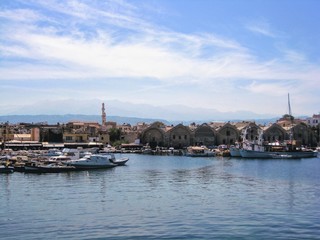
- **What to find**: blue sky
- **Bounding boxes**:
[0,0,319,119]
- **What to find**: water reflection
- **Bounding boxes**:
[1,156,320,240]
[0,174,12,206]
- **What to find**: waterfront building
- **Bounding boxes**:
[193,123,216,147]
[306,114,320,127]
[234,121,261,142]
[40,125,63,143]
[1,110,319,150]
[290,122,312,146]
[262,123,287,143]
[140,122,166,148]
[167,124,192,149]
[216,122,239,145]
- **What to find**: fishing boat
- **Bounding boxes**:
[240,94,318,159]
[240,147,317,158]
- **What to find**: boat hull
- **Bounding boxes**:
[240,149,317,158]
[110,157,129,166]
[0,166,14,173]
[68,164,116,169]
[229,147,241,157]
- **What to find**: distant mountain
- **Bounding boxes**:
[0,98,278,123]
[0,114,281,126]
[0,114,171,125]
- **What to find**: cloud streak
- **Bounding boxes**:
[0,0,319,116]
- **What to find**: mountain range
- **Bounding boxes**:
[0,114,280,126]
[0,99,281,125]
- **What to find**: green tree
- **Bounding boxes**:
[108,128,121,143]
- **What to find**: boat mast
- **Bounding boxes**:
[288,93,293,142]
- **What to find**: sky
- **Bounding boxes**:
[0,0,319,119]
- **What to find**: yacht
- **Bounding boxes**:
[64,154,117,169]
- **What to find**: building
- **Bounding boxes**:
[306,114,320,127]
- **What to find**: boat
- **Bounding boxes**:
[230,126,252,157]
[239,94,318,159]
[64,154,117,169]
[186,146,215,157]
[229,146,241,157]
[240,147,317,159]
[44,148,62,157]
[0,165,14,173]
[270,153,293,159]
[109,156,129,166]
[34,164,77,173]
[239,129,317,158]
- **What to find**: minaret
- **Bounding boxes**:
[102,103,106,127]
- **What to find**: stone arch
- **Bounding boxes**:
[217,123,239,145]
[167,124,191,149]
[194,123,216,146]
[140,122,166,148]
[264,123,286,142]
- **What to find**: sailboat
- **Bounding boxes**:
[240,94,317,158]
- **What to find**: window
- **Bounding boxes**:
[226,130,230,136]
[66,136,72,141]
[185,135,187,140]
[173,135,176,140]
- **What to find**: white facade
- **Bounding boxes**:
[306,114,320,127]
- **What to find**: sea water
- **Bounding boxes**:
[1,154,320,239]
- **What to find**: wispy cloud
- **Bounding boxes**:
[0,0,319,116]
[246,19,277,38]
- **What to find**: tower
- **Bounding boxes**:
[102,103,106,127]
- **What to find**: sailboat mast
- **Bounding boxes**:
[288,93,293,142]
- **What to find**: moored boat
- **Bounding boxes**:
[186,146,215,157]
[0,165,14,173]
[240,147,317,159]
[34,164,77,173]
[64,154,117,169]
[110,157,129,166]
[229,146,241,157]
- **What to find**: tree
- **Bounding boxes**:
[108,128,121,143]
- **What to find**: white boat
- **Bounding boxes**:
[186,146,215,157]
[270,153,293,159]
[44,148,62,157]
[229,146,241,157]
[110,157,129,166]
[240,148,317,159]
[230,126,252,157]
[239,136,318,158]
[64,154,117,169]
[240,94,318,159]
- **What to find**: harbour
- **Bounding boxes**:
[1,154,320,239]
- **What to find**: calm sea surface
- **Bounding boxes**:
[1,154,320,240]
